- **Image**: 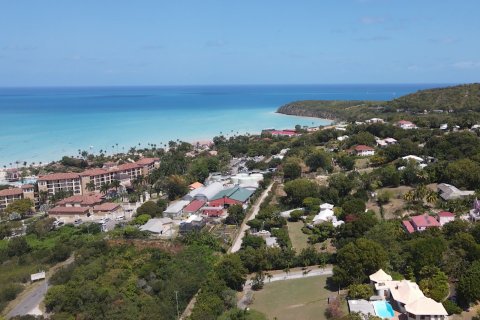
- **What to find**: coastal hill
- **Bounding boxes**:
[277,83,480,121]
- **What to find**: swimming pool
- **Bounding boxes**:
[372,300,394,319]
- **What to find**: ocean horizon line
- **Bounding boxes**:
[0,82,461,90]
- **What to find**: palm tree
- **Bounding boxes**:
[110,179,121,192]
[413,185,428,201]
[86,181,96,192]
[100,182,110,195]
[426,190,438,205]
[403,190,415,202]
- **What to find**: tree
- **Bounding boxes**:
[6,237,31,257]
[348,284,374,300]
[457,260,480,307]
[136,201,163,217]
[306,150,332,172]
[164,175,189,200]
[5,198,34,218]
[85,181,96,192]
[418,266,449,302]
[341,198,366,215]
[283,158,302,181]
[251,272,265,291]
[333,238,388,287]
[215,255,248,291]
[225,204,245,225]
[99,182,110,195]
[283,179,319,206]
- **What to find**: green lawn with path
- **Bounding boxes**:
[250,275,346,320]
[287,221,309,251]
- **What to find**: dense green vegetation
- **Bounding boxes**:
[278,83,480,123]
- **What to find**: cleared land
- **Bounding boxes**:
[250,275,344,320]
[287,221,309,251]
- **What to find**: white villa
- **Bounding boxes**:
[312,203,344,227]
[370,269,448,320]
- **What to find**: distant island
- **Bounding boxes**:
[277,83,480,123]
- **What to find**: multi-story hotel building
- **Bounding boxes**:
[37,172,82,196]
[39,158,160,196]
[0,184,35,211]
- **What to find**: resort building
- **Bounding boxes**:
[369,270,447,319]
[312,203,344,227]
[38,158,159,196]
[0,185,35,211]
[37,173,82,196]
[48,193,121,219]
[352,145,375,156]
[262,129,300,137]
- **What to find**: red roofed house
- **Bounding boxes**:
[48,206,91,217]
[437,211,455,226]
[93,202,121,214]
[353,145,375,156]
[183,200,206,214]
[403,214,441,233]
[402,221,415,234]
[396,120,417,130]
[263,129,300,137]
[202,206,224,217]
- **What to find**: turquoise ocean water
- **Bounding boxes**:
[0,84,443,165]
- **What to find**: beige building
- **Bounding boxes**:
[37,172,82,196]
[0,184,35,211]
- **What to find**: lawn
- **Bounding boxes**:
[287,221,309,252]
[250,275,346,320]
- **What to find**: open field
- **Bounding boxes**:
[249,275,345,320]
[366,186,413,219]
[287,221,309,252]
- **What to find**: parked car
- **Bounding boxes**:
[74,219,82,225]
[115,215,125,221]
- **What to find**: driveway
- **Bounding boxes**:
[229,183,274,253]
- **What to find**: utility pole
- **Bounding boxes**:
[175,290,180,320]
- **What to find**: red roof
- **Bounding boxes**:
[402,220,415,234]
[38,172,81,181]
[21,184,34,189]
[438,211,455,218]
[183,200,206,213]
[93,202,120,212]
[116,163,140,171]
[0,188,23,197]
[49,206,90,214]
[202,206,223,217]
[135,157,159,165]
[354,145,375,151]
[411,214,440,228]
[397,120,414,125]
[57,194,103,206]
[80,168,109,176]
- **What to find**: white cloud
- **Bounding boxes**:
[452,61,480,69]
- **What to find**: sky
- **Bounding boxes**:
[0,0,479,86]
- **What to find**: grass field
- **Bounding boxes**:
[287,221,309,252]
[250,275,345,320]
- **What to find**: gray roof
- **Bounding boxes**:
[140,218,173,234]
[348,300,376,316]
[186,182,225,201]
[164,200,190,214]
[437,183,474,201]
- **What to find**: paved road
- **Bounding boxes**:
[229,183,274,253]
[6,256,75,319]
[238,266,333,309]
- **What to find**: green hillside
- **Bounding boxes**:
[277,83,480,121]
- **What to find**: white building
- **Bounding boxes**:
[370,270,448,320]
[396,120,417,130]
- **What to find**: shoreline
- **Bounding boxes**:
[0,113,332,169]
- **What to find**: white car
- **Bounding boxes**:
[115,215,125,221]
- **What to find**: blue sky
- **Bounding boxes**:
[0,0,479,86]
